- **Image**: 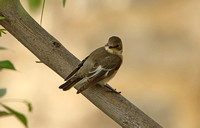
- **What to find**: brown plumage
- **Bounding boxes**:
[59,36,123,94]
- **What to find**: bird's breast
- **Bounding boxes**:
[97,71,117,86]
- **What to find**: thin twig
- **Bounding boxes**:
[40,0,45,25]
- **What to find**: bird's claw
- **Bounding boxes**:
[105,84,121,94]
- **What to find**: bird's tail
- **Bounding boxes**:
[59,77,82,91]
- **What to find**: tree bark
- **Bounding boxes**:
[0,0,162,128]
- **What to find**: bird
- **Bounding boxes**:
[59,36,123,94]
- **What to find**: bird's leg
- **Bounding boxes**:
[105,84,121,94]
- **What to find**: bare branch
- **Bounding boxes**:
[0,0,162,128]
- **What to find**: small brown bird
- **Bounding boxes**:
[59,36,123,94]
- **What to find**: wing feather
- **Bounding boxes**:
[59,56,89,91]
[65,56,89,81]
[77,65,114,94]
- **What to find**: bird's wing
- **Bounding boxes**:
[59,76,82,91]
[76,64,118,94]
[65,56,89,81]
[59,56,89,91]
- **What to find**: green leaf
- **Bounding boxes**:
[0,103,28,128]
[27,102,32,112]
[0,60,16,70]
[28,0,42,11]
[0,16,5,20]
[23,101,33,112]
[0,99,33,112]
[0,111,11,117]
[63,0,66,7]
[0,47,6,50]
[0,88,7,97]
[0,29,7,37]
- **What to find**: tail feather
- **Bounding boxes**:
[77,82,93,94]
[59,77,82,91]
[77,85,87,94]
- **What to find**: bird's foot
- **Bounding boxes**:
[105,84,121,94]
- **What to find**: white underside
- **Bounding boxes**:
[97,71,117,86]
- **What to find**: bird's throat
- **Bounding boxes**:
[104,46,122,55]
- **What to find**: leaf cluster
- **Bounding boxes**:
[0,47,32,128]
[0,1,65,127]
[0,88,32,128]
[0,16,6,37]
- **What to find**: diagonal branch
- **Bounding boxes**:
[0,0,162,128]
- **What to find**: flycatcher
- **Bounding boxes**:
[59,36,123,94]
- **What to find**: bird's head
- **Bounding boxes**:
[105,36,123,55]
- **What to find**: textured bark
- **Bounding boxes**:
[0,0,162,128]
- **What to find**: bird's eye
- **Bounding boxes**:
[113,45,119,48]
[109,45,119,48]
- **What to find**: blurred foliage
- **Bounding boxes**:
[0,29,6,37]
[0,46,15,70]
[0,16,5,20]
[0,110,11,117]
[63,0,66,7]
[0,17,6,37]
[0,48,32,128]
[28,0,42,11]
[27,0,66,11]
[0,0,65,127]
[0,88,32,128]
[0,60,15,70]
[0,46,6,50]
[0,88,6,97]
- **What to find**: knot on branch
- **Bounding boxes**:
[53,41,61,48]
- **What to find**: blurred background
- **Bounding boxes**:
[1,0,200,128]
